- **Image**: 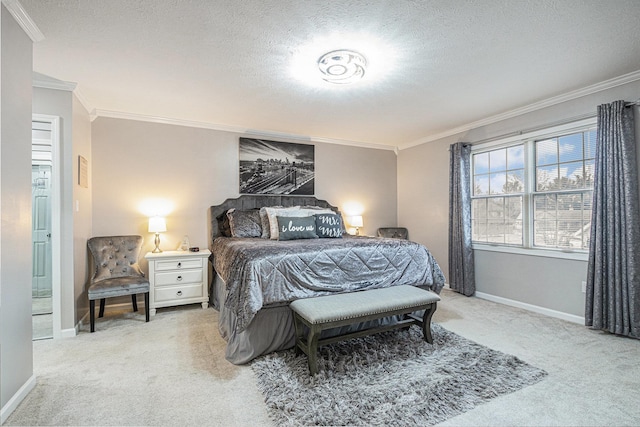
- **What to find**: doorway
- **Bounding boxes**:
[31,116,60,340]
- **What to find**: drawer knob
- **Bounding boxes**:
[177,275,183,281]
[177,262,182,268]
[176,290,183,296]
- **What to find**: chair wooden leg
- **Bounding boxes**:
[90,299,96,333]
[132,294,138,312]
[144,292,150,322]
[99,299,106,318]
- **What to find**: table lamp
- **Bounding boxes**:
[351,215,363,236]
[148,216,167,253]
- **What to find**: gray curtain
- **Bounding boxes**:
[586,100,640,338]
[448,142,475,296]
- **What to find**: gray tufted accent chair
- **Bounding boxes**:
[377,227,409,239]
[87,235,150,332]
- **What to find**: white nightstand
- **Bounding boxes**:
[144,249,211,316]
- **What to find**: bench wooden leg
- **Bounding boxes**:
[293,313,303,356]
[307,326,321,375]
[421,302,438,344]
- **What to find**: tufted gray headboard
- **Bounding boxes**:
[207,195,341,247]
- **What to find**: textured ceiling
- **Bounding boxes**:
[20,0,640,149]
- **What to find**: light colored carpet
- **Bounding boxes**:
[5,290,640,426]
[252,324,546,426]
[6,304,271,426]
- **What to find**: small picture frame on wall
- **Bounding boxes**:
[78,155,88,188]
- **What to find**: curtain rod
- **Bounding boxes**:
[625,99,640,107]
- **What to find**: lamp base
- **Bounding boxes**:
[152,232,162,253]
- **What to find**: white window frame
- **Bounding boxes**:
[471,117,596,261]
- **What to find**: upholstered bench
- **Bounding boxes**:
[290,285,441,375]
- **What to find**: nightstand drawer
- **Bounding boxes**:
[155,257,203,271]
[154,269,202,287]
[155,284,203,302]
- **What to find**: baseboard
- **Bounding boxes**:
[61,326,78,338]
[474,291,585,325]
[0,374,36,424]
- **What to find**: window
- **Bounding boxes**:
[472,145,524,245]
[533,130,596,249]
[471,122,596,252]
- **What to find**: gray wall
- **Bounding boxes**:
[398,80,640,319]
[71,95,92,322]
[91,117,397,268]
[32,88,92,333]
[0,4,34,416]
[32,88,74,331]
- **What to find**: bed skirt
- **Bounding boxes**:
[213,273,297,364]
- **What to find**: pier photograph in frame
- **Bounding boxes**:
[239,138,315,195]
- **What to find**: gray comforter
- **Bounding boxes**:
[212,236,446,333]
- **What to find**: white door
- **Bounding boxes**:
[32,164,52,298]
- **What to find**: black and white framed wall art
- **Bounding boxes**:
[239,137,315,195]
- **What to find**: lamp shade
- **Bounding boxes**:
[350,215,363,228]
[148,216,167,233]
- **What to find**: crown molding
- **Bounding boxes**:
[71,88,93,115]
[399,69,640,150]
[33,75,77,92]
[33,73,94,114]
[92,109,397,151]
[2,0,44,42]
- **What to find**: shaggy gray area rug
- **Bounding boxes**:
[251,324,547,426]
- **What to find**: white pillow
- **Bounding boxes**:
[259,206,279,239]
[297,207,335,217]
[265,206,302,240]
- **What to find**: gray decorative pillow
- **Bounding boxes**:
[227,208,262,238]
[277,216,318,241]
[315,213,343,238]
[265,206,302,240]
[216,210,232,237]
[301,206,347,234]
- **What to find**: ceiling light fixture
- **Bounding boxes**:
[317,50,367,84]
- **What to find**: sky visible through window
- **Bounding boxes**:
[473,145,524,195]
[535,130,596,191]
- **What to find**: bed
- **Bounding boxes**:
[208,195,445,364]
